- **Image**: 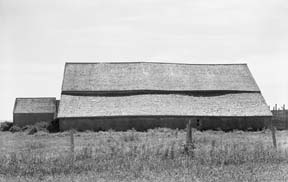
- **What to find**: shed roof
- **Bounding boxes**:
[14,98,56,114]
[62,62,260,92]
[57,93,272,118]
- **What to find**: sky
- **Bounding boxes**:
[0,0,288,120]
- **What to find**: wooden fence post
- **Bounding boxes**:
[70,130,75,153]
[186,120,192,145]
[271,126,277,149]
[284,107,286,129]
[69,130,75,182]
[185,120,195,157]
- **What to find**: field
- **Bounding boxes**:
[0,129,287,182]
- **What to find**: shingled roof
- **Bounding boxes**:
[58,62,272,118]
[58,93,272,118]
[14,98,57,114]
[62,62,260,93]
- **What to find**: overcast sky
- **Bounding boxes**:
[0,0,288,120]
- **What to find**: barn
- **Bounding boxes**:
[13,97,57,127]
[57,62,272,131]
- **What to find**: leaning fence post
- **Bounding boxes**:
[271,126,277,149]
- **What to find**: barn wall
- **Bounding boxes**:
[199,116,271,130]
[59,116,271,131]
[55,100,60,119]
[13,113,55,127]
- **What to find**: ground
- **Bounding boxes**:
[0,129,287,182]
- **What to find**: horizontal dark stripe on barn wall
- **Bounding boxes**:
[59,116,271,132]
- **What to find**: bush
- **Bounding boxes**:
[47,119,60,133]
[27,126,38,135]
[22,122,50,135]
[0,121,13,131]
[3,120,58,134]
[9,125,21,133]
[34,121,49,131]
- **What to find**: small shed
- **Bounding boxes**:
[13,97,57,127]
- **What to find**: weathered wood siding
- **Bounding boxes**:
[14,113,55,127]
[272,110,288,130]
[59,116,271,131]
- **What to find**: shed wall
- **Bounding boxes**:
[14,113,55,127]
[59,116,271,131]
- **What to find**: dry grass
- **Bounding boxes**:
[0,129,287,181]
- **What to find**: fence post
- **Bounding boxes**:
[70,130,75,153]
[271,126,277,149]
[285,105,288,130]
[185,120,195,157]
[186,120,192,145]
[69,129,75,182]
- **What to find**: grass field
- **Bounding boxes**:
[0,128,287,182]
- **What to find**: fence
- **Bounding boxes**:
[271,104,288,130]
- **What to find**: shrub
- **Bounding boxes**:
[47,119,60,133]
[25,121,51,135]
[27,126,38,135]
[0,121,13,131]
[34,121,49,131]
[9,125,21,133]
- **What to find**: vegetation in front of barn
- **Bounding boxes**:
[0,129,287,181]
[0,119,59,134]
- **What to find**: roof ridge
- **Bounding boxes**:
[16,97,56,99]
[65,62,247,66]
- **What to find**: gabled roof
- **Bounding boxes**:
[61,62,260,93]
[57,93,272,118]
[13,98,56,114]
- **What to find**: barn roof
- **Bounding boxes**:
[61,62,260,93]
[57,93,272,118]
[14,98,56,114]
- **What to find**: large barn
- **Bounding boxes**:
[13,97,57,127]
[57,62,272,131]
